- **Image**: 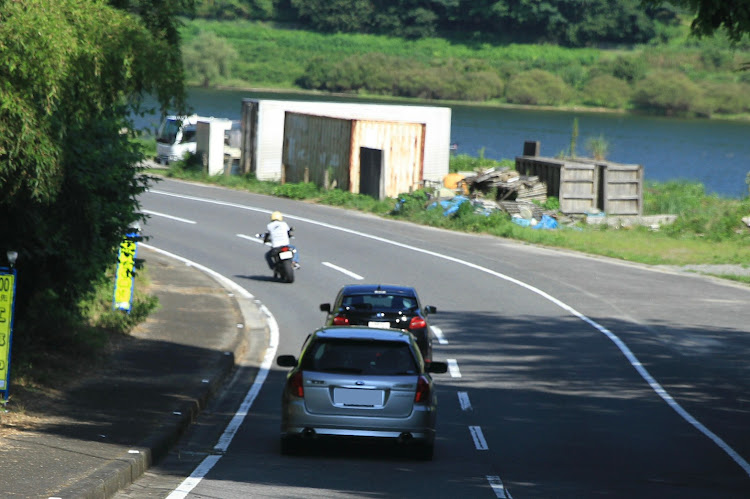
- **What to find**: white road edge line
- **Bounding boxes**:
[141,209,196,224]
[447,359,461,378]
[431,325,448,344]
[140,244,279,499]
[457,391,472,411]
[322,261,364,280]
[469,425,488,450]
[487,475,513,498]
[150,189,750,479]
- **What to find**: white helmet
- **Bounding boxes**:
[270,211,283,221]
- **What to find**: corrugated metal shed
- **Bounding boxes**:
[241,99,450,184]
[282,112,425,199]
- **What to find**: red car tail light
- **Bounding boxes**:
[332,316,349,325]
[288,371,304,397]
[409,316,426,329]
[414,375,430,403]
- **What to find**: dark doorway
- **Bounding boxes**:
[359,147,384,200]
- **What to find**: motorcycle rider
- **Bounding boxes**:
[263,211,300,269]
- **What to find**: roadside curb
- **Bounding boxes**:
[53,246,265,499]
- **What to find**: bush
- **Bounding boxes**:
[632,70,704,116]
[273,182,320,199]
[701,81,750,114]
[581,75,631,108]
[505,69,572,106]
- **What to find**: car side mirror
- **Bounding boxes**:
[426,361,448,374]
[276,355,297,367]
[320,303,331,312]
[425,305,437,314]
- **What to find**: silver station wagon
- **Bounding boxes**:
[276,326,448,460]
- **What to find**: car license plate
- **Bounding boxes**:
[278,250,293,260]
[368,321,391,329]
[334,388,383,407]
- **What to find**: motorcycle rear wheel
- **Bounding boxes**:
[280,260,295,283]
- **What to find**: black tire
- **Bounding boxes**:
[281,260,294,283]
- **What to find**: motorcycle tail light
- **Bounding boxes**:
[409,316,426,329]
[414,376,430,403]
[333,316,349,325]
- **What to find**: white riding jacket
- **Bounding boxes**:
[266,220,291,247]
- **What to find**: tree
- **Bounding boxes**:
[641,0,750,43]
[0,0,193,351]
[183,31,239,87]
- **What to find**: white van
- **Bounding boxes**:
[156,115,235,165]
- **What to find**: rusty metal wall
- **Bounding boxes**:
[282,113,353,188]
[350,120,425,198]
[241,98,449,182]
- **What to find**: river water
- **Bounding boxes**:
[134,88,750,199]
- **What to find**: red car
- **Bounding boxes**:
[320,284,437,361]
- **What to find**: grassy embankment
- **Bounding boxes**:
[180,19,750,120]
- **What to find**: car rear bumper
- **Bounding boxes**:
[281,400,437,443]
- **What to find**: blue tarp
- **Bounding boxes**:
[532,214,559,230]
[429,195,469,216]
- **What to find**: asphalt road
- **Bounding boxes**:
[115,177,750,498]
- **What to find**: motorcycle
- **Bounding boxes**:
[256,230,298,283]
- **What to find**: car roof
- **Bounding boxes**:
[313,326,414,343]
[338,284,417,297]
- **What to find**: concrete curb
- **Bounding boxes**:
[53,248,262,499]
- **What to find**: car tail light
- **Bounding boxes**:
[287,372,304,397]
[332,316,349,325]
[414,375,430,403]
[409,316,426,329]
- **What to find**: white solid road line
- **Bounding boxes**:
[322,261,364,280]
[142,209,196,224]
[141,245,279,499]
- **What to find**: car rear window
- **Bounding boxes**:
[341,294,417,312]
[302,339,417,375]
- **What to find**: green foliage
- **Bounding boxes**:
[585,135,610,160]
[392,189,431,217]
[449,151,512,173]
[318,188,394,214]
[272,182,320,199]
[582,75,632,108]
[1,0,190,353]
[700,81,750,114]
[632,70,704,116]
[183,30,239,87]
[505,70,573,106]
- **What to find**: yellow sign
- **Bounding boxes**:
[0,273,15,390]
[113,238,137,312]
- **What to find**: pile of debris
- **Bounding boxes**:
[460,167,547,203]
